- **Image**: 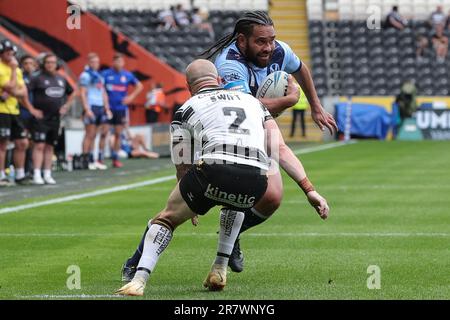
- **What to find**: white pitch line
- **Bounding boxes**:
[17,294,125,299]
[0,175,175,215]
[0,141,355,216]
[0,232,448,237]
[293,140,357,155]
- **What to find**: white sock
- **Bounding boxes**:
[0,170,5,180]
[43,169,52,179]
[33,169,41,178]
[214,209,245,267]
[16,168,25,180]
[135,223,173,283]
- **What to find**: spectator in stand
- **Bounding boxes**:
[102,53,143,168]
[174,4,190,29]
[416,34,429,60]
[430,5,447,29]
[191,7,215,38]
[79,52,111,171]
[431,23,448,63]
[144,82,166,124]
[28,53,76,185]
[157,6,178,31]
[385,6,408,30]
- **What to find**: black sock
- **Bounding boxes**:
[126,226,149,266]
[239,208,267,235]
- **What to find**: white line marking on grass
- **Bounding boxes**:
[17,294,125,299]
[0,175,175,215]
[292,140,357,155]
[1,232,448,237]
[0,141,356,216]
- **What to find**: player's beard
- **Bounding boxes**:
[244,44,273,68]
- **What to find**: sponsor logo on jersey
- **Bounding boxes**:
[204,184,256,208]
[0,128,11,137]
[106,84,127,92]
[45,86,65,98]
[120,75,127,83]
[223,80,250,93]
[222,72,241,83]
[269,63,280,73]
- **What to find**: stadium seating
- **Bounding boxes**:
[92,9,245,72]
[309,19,450,96]
[72,0,268,11]
[325,0,450,20]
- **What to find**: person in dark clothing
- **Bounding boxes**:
[19,55,42,179]
[27,53,76,185]
[385,6,408,30]
[395,80,417,130]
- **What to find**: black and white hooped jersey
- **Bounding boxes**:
[171,88,273,170]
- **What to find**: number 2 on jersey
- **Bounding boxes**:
[222,107,250,135]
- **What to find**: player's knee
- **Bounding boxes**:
[88,132,96,140]
[15,139,28,151]
[151,213,176,232]
[263,187,283,212]
[33,143,45,152]
[0,139,8,151]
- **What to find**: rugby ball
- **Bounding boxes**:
[256,71,289,99]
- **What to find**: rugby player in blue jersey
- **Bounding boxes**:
[203,11,337,272]
[80,53,111,170]
[102,53,142,168]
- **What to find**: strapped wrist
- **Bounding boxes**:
[298,177,315,194]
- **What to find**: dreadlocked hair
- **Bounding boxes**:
[200,11,273,60]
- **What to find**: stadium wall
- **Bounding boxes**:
[0,0,191,125]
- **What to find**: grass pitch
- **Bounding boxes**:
[0,141,449,300]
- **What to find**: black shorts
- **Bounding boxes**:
[30,116,60,146]
[83,105,109,126]
[179,162,268,215]
[109,109,127,126]
[0,113,27,140]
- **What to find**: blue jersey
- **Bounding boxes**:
[79,67,105,107]
[101,68,138,111]
[215,40,302,96]
[119,132,133,156]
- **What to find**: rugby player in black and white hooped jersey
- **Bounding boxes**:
[115,59,329,295]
